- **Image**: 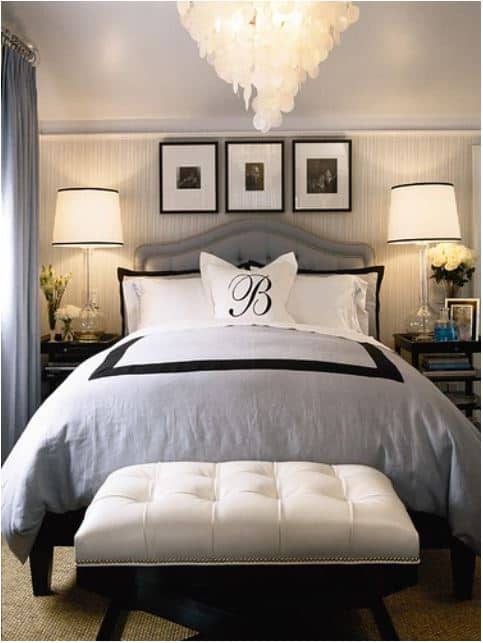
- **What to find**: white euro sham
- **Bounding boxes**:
[287,273,368,334]
[137,276,212,329]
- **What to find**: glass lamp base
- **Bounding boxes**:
[76,332,100,343]
[76,302,106,343]
[406,304,438,340]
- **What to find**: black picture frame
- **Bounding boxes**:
[159,141,218,214]
[292,139,352,212]
[225,140,285,213]
[445,298,480,341]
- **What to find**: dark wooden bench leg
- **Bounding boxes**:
[371,598,399,641]
[451,537,476,600]
[29,541,54,596]
[96,601,129,641]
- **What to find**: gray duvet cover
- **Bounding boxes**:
[2,323,480,561]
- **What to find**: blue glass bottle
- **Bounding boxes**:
[434,308,459,341]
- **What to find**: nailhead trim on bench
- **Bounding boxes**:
[77,554,421,566]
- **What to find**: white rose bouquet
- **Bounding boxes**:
[428,243,476,298]
[56,304,81,323]
[56,304,80,342]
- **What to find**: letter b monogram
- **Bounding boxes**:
[228,273,273,318]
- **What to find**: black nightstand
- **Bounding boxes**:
[41,334,121,400]
[394,333,481,420]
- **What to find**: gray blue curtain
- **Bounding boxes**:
[1,42,40,460]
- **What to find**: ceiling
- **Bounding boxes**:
[2,1,481,133]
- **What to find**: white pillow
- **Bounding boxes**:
[286,274,368,333]
[136,276,213,329]
[122,274,198,334]
[200,251,298,323]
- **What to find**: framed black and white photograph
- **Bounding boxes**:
[177,166,201,190]
[160,142,218,213]
[225,141,284,213]
[293,139,352,212]
[445,298,480,341]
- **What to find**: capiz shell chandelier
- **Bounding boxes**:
[178,1,360,133]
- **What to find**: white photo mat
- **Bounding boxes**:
[226,142,284,212]
[445,297,480,340]
[160,143,217,212]
[294,140,351,211]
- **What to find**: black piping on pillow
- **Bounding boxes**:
[238,261,385,340]
[117,267,198,336]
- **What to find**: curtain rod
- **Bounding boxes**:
[1,28,38,65]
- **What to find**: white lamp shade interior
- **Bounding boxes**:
[52,188,123,246]
[388,183,461,244]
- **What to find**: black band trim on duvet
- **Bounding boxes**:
[89,336,403,383]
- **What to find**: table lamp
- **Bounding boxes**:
[52,187,123,341]
[388,182,461,338]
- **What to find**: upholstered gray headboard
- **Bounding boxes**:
[134,219,374,271]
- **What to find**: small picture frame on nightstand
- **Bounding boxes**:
[445,298,480,341]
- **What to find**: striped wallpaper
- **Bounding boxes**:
[39,131,479,346]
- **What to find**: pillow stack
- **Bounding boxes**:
[118,252,384,338]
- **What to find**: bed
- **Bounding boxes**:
[2,218,480,598]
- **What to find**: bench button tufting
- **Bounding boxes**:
[75,461,420,565]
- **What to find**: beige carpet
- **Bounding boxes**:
[1,542,480,641]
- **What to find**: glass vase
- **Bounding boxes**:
[48,304,57,342]
[62,321,75,342]
[444,282,461,300]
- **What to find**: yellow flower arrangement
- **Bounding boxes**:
[39,265,72,334]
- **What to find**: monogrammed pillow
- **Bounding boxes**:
[200,251,298,323]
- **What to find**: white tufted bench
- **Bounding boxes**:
[75,462,419,640]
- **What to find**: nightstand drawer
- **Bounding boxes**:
[41,333,120,401]
[41,334,119,361]
[45,344,100,363]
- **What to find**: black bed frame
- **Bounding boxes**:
[29,509,476,603]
